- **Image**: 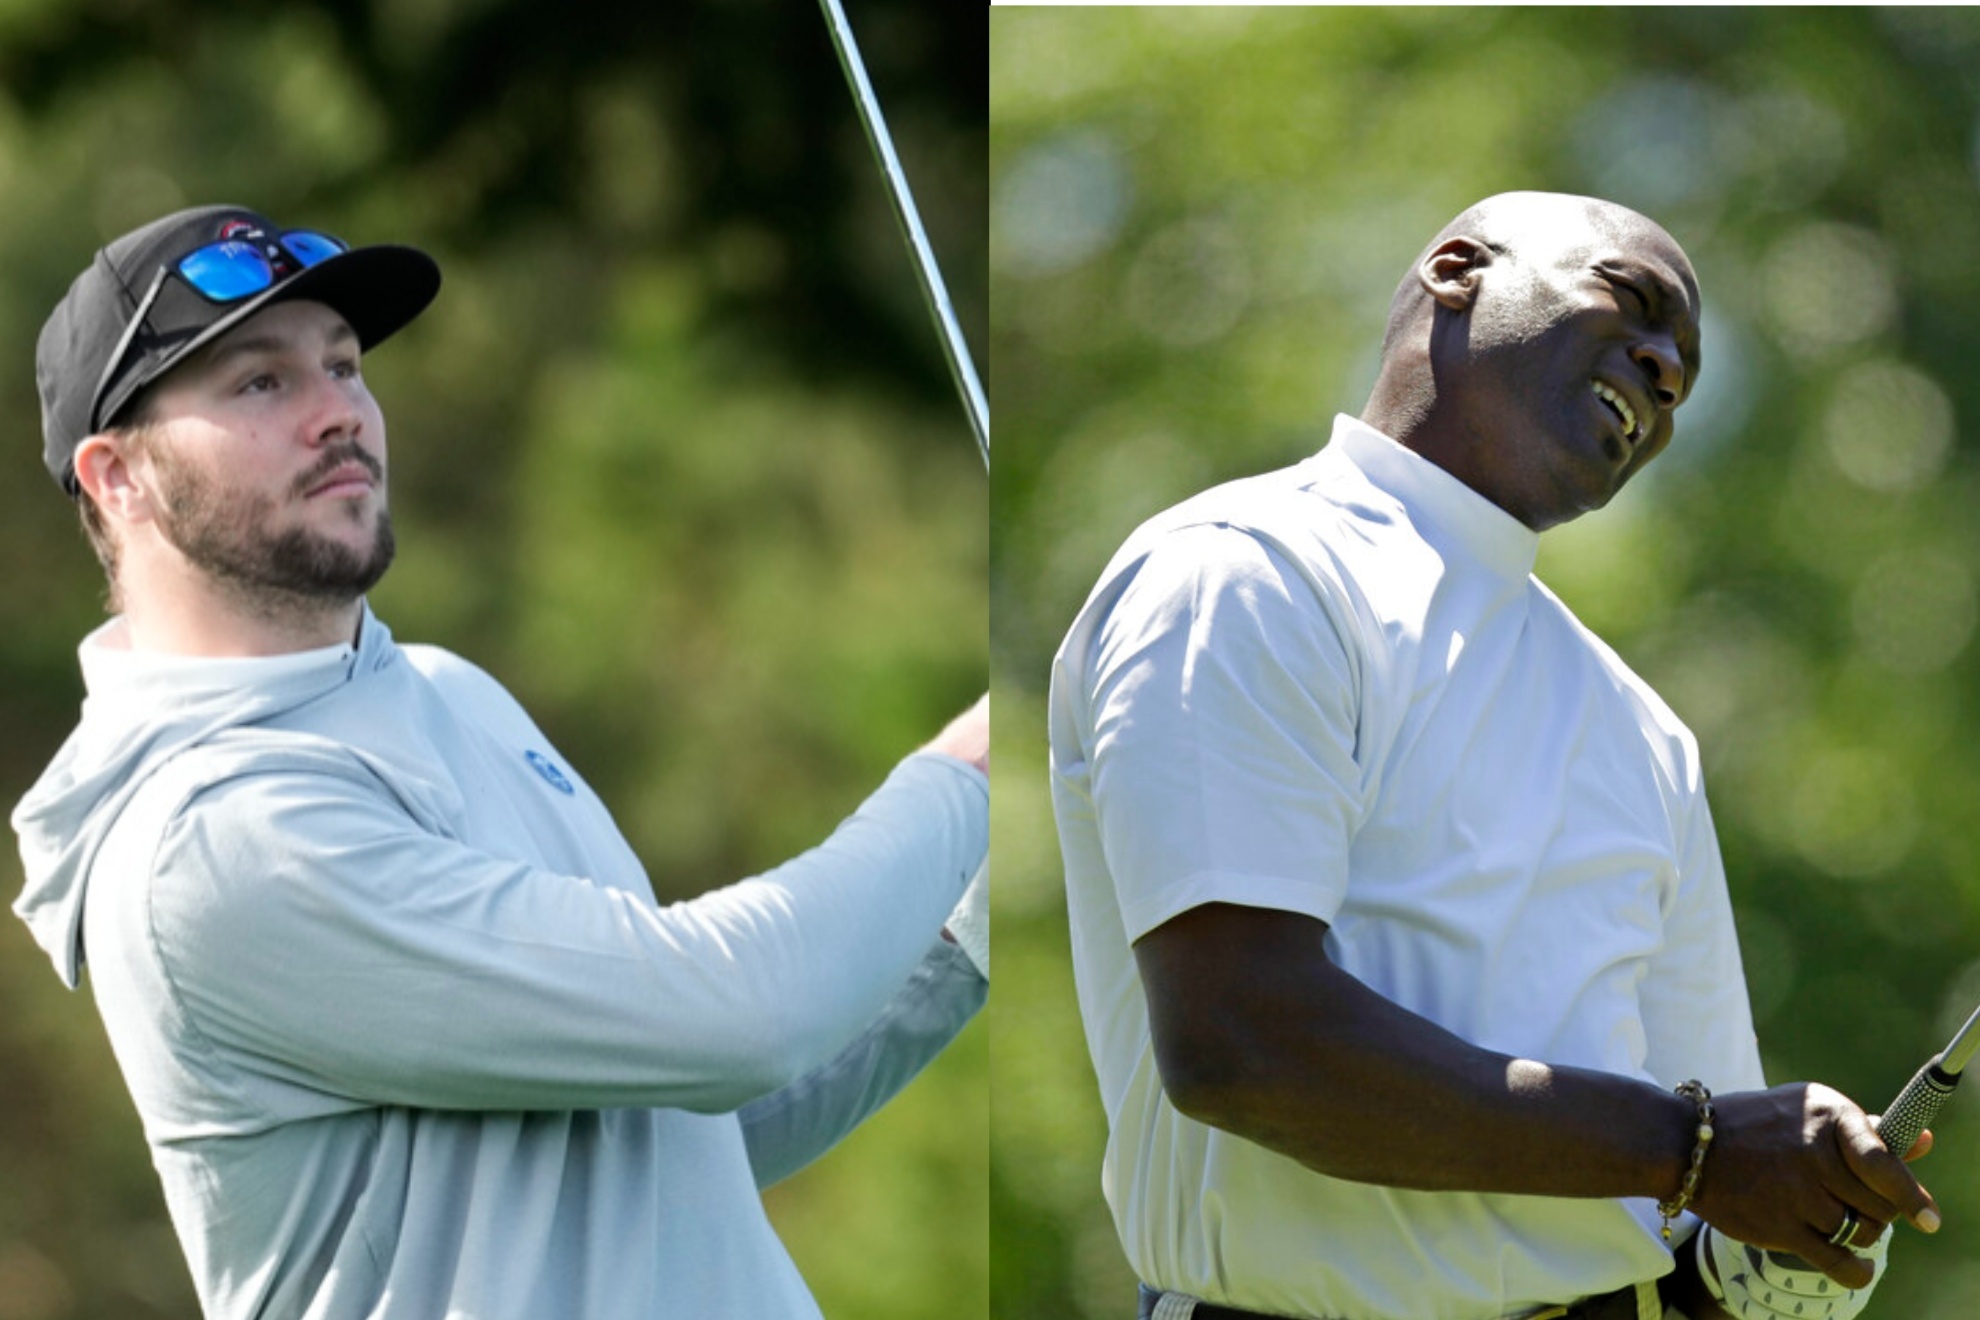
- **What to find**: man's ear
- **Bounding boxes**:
[1417,236,1495,312]
[73,433,155,525]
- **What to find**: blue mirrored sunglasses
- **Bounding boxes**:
[174,230,348,302]
[87,229,349,435]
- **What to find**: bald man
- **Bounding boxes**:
[1048,194,1937,1320]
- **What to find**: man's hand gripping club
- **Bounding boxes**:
[1679,1084,1938,1319]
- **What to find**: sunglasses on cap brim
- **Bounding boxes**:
[86,229,349,435]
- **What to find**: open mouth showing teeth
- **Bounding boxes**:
[1591,380,1641,445]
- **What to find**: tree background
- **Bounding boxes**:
[0,3,986,1318]
[992,8,1980,1318]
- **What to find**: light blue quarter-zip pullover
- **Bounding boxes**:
[13,607,987,1319]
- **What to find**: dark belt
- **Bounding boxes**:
[1137,1280,1652,1320]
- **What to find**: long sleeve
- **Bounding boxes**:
[137,745,988,1123]
[740,936,985,1188]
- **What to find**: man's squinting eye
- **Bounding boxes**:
[1609,277,1649,313]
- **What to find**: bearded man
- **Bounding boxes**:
[14,205,989,1320]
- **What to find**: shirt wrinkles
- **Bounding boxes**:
[1328,415,1541,584]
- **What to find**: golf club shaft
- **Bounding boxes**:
[818,0,989,470]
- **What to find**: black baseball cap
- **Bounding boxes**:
[36,204,441,496]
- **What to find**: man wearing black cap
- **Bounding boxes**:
[12,205,990,1320]
[35,210,436,639]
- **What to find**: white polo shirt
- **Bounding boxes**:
[1049,415,1765,1319]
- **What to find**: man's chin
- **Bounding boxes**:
[1525,464,1622,532]
[231,512,397,603]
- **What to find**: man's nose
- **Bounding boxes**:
[305,371,365,444]
[1630,335,1684,410]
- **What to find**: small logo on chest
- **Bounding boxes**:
[525,750,576,795]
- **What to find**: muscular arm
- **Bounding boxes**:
[1135,902,1938,1290]
[1074,525,1934,1291]
[1135,902,1695,1197]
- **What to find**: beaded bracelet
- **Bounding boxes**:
[1657,1079,1715,1243]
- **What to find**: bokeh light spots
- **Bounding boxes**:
[1820,358,1954,492]
[1759,223,1898,361]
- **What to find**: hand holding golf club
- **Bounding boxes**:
[1680,1082,1937,1290]
[1683,1004,1977,1315]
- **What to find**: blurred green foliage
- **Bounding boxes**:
[991,8,1980,1318]
[0,3,984,1318]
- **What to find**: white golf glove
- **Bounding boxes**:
[944,857,988,979]
[1696,1224,1888,1320]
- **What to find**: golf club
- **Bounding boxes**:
[1757,1001,1980,1276]
[817,0,989,470]
[1874,999,1980,1163]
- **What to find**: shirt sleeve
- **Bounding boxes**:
[142,750,988,1118]
[1077,522,1371,943]
[738,936,984,1188]
[1639,773,1768,1093]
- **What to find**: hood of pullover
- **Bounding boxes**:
[12,609,394,989]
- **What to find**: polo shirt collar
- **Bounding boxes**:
[1326,413,1540,581]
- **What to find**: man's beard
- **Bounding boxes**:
[149,439,396,619]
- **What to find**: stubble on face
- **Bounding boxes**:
[146,432,396,623]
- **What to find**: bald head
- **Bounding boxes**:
[1361,191,1704,531]
[1381,192,1698,367]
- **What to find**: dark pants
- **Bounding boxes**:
[1136,1280,1655,1320]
